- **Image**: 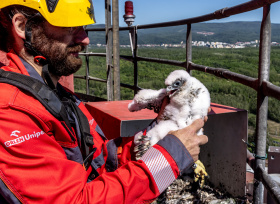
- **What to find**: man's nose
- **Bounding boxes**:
[74,28,90,46]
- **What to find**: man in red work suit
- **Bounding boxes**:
[0,0,208,203]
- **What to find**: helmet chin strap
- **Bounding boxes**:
[23,13,49,65]
[23,13,56,90]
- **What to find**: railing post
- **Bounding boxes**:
[186,24,192,75]
[258,165,280,204]
[112,0,120,100]
[105,0,113,101]
[253,4,271,204]
[85,30,90,95]
[130,26,138,95]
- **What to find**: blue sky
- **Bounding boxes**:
[93,0,280,26]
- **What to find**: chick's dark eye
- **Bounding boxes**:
[173,81,182,88]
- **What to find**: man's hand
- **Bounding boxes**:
[169,118,208,161]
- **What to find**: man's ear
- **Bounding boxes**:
[12,13,27,40]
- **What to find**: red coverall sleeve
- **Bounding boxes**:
[114,120,157,166]
[0,108,194,204]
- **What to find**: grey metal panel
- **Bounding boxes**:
[121,119,154,137]
[201,110,248,197]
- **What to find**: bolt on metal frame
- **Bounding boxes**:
[76,0,280,202]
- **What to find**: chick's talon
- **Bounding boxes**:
[193,160,208,188]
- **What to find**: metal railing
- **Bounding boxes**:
[75,0,280,203]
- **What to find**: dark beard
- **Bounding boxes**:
[31,26,84,76]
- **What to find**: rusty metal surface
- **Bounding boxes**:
[186,24,192,74]
[112,0,120,100]
[268,146,280,174]
[267,147,280,204]
[258,166,280,204]
[85,31,90,95]
[129,28,139,95]
[254,5,271,203]
[189,63,258,90]
[267,174,280,204]
[263,81,280,101]
[106,0,113,101]
[201,110,248,198]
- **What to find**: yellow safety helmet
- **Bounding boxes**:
[0,0,96,27]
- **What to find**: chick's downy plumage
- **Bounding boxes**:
[143,70,210,146]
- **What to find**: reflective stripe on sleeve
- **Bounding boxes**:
[140,147,176,193]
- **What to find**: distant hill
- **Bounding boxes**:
[87,21,280,45]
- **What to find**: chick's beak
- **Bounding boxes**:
[166,86,178,95]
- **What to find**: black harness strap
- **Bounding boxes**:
[0,69,67,122]
[42,65,56,90]
[0,69,95,170]
[57,84,95,169]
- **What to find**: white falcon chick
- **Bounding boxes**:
[129,70,211,189]
[129,69,210,146]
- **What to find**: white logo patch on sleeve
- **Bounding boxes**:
[5,130,45,147]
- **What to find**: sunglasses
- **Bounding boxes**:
[67,25,87,34]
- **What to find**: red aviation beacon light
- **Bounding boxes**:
[123,1,135,26]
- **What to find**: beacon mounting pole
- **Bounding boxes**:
[123,1,138,95]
